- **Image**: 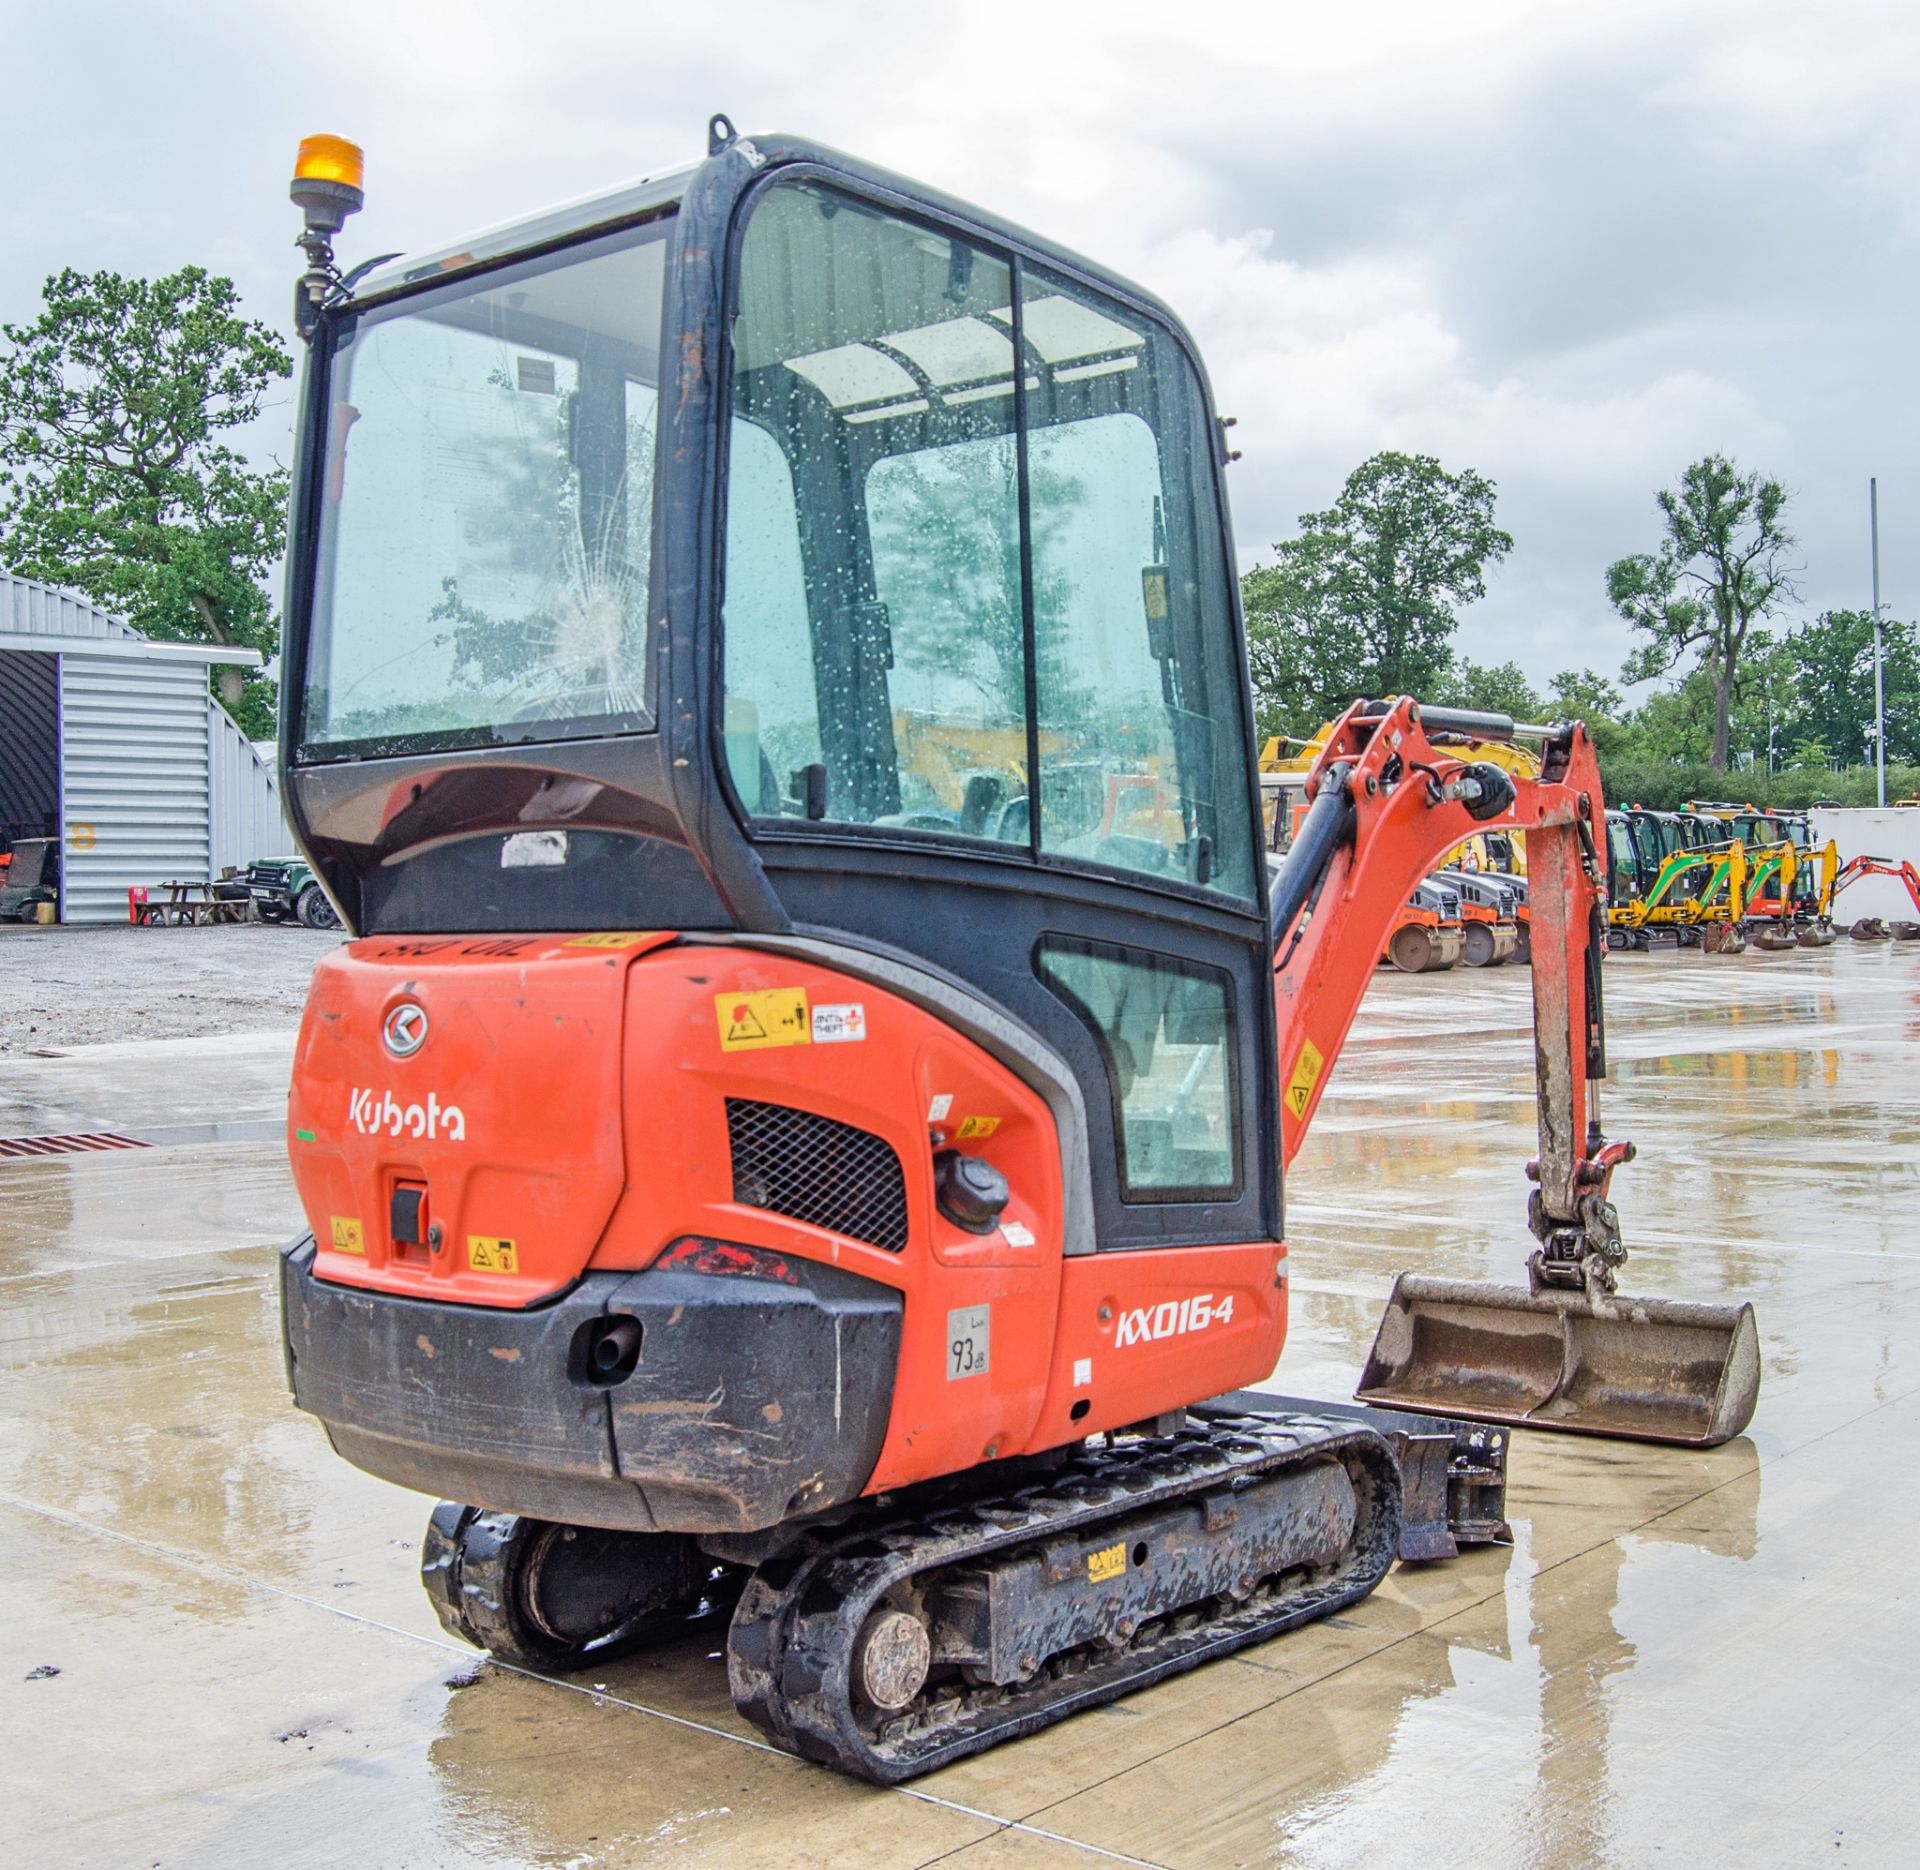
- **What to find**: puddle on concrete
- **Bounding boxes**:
[1,947,1917,1866]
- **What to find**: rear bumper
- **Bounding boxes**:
[279,1238,903,1533]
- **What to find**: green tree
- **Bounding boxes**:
[1436,658,1542,720]
[1606,455,1797,774]
[1549,667,1625,721]
[1778,608,1920,768]
[1242,450,1513,733]
[0,266,292,734]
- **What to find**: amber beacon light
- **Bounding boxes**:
[290,134,366,336]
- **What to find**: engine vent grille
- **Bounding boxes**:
[725,1100,909,1253]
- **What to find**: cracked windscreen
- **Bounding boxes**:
[300,216,670,757]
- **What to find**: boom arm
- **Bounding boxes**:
[1271,698,1631,1295]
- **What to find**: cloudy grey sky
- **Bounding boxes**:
[3,0,1912,690]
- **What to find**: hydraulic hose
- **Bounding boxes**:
[1270,764,1357,946]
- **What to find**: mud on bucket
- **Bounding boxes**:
[1355,1274,1761,1448]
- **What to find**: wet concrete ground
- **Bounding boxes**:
[3,943,1917,1867]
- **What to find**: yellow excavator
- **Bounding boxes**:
[1604,810,1748,954]
[1688,803,1839,949]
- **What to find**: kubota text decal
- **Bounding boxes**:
[348,1087,467,1141]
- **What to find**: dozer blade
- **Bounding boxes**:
[1355,1273,1761,1448]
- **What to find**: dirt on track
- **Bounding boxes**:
[0,923,341,1054]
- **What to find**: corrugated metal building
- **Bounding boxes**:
[0,570,292,922]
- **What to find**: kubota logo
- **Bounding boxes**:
[348,1087,467,1142]
[382,1002,429,1057]
[1115,1292,1235,1348]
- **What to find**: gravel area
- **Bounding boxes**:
[0,923,342,1054]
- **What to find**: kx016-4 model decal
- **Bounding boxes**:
[1115,1293,1235,1348]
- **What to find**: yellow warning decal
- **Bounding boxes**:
[1140,567,1169,621]
[1087,1541,1127,1584]
[329,1216,365,1256]
[715,987,811,1051]
[1283,1038,1325,1122]
[565,932,654,949]
[956,1115,1002,1140]
[468,1236,519,1275]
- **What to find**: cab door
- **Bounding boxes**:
[716,171,1275,1253]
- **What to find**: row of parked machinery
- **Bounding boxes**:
[1263,736,1920,972]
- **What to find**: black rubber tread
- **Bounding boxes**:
[726,1413,1401,1784]
[421,1504,733,1672]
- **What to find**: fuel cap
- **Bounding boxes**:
[934,1149,1010,1235]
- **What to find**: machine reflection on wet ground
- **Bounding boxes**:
[2,944,1916,1867]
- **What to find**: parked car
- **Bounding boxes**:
[246,855,340,929]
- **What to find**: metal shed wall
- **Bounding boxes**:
[58,654,212,922]
[209,702,293,874]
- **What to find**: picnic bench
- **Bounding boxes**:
[135,879,252,926]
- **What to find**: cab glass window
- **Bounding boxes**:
[1036,936,1238,1200]
[720,178,1257,896]
[1022,267,1255,901]
[304,219,668,758]
[723,183,1022,833]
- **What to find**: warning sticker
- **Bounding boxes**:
[329,1216,365,1255]
[927,1094,953,1122]
[957,1115,1001,1140]
[565,932,654,949]
[811,1002,867,1044]
[1087,1541,1127,1584]
[1283,1038,1325,1122]
[715,987,811,1051]
[468,1236,519,1275]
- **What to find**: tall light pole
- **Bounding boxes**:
[1871,479,1887,808]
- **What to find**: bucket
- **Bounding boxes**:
[1356,1273,1761,1448]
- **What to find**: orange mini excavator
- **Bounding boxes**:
[274,121,1760,1781]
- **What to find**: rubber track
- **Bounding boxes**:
[422,1505,731,1670]
[726,1411,1401,1782]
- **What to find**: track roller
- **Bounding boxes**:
[422,1505,732,1672]
[725,1412,1400,1783]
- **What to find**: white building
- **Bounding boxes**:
[1810,805,1920,923]
[0,571,292,922]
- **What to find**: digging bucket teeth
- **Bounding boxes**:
[1355,1273,1761,1448]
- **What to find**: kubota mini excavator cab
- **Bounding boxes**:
[273,120,1760,1782]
